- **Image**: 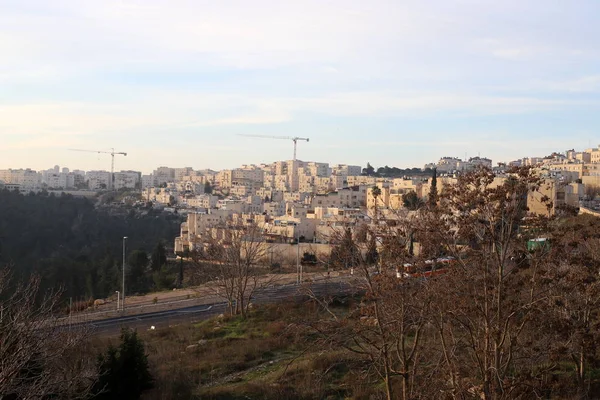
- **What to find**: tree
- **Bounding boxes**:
[190,222,270,318]
[151,242,167,272]
[204,181,213,194]
[127,249,150,293]
[428,167,438,207]
[402,191,422,210]
[306,241,431,400]
[94,328,153,399]
[363,163,375,176]
[0,269,95,399]
[329,227,361,270]
[420,166,555,399]
[371,186,382,223]
[365,231,379,266]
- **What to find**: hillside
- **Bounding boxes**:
[0,189,181,299]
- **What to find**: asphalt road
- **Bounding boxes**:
[86,280,356,335]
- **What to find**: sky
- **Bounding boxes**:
[1,0,599,174]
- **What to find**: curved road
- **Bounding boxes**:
[86,281,356,335]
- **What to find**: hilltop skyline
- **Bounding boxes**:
[2,0,600,172]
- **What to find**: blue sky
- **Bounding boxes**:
[1,0,599,173]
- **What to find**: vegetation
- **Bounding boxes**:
[6,166,600,399]
[0,189,181,300]
[362,163,433,178]
[0,270,95,398]
[94,328,153,399]
[401,190,422,210]
[124,300,383,400]
[190,223,273,318]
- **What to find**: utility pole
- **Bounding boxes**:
[122,236,128,312]
[296,228,300,285]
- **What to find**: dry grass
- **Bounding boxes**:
[91,298,381,399]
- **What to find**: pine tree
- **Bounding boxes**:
[365,233,379,266]
[94,329,153,399]
[428,167,438,207]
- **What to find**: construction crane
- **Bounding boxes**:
[238,134,309,161]
[68,148,127,190]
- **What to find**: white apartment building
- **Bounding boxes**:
[153,167,176,186]
[302,162,330,177]
[44,172,75,189]
[0,169,41,190]
[311,186,367,209]
[346,176,377,186]
[114,171,141,189]
[141,174,156,188]
[331,164,362,177]
[86,171,112,190]
[264,201,286,216]
[174,167,195,182]
[183,194,219,209]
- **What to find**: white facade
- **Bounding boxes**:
[86,170,111,190]
[0,169,41,190]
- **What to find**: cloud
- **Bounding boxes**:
[1,0,599,172]
[541,75,600,93]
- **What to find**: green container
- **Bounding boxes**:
[527,238,550,252]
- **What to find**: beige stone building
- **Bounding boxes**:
[528,179,583,216]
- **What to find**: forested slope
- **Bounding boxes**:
[0,189,181,299]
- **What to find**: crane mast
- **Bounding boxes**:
[68,148,127,190]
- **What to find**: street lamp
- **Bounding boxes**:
[122,236,128,312]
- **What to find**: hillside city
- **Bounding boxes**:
[3,146,600,254]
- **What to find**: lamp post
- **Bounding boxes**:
[122,236,128,312]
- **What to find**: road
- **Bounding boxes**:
[85,280,356,335]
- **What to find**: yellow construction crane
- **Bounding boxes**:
[68,148,127,190]
[238,134,309,161]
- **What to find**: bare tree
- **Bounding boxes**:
[0,269,96,399]
[418,166,556,399]
[190,222,271,318]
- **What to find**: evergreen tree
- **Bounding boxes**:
[365,233,379,266]
[363,163,375,176]
[428,167,438,207]
[330,228,361,269]
[204,181,213,194]
[402,191,423,211]
[127,249,150,293]
[151,242,167,272]
[94,328,153,399]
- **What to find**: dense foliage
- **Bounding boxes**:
[362,162,433,177]
[94,328,153,399]
[0,189,181,300]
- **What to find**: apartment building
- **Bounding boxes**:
[114,171,141,189]
[331,164,362,177]
[260,216,317,243]
[0,168,41,190]
[153,167,176,186]
[184,194,219,209]
[174,167,195,182]
[312,186,368,209]
[346,175,377,187]
[528,178,584,216]
[263,201,286,216]
[256,188,284,202]
[86,170,111,190]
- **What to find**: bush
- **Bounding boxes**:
[94,328,153,399]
